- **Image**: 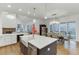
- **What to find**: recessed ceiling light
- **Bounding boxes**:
[44,16,48,19]
[33,19,36,23]
[18,9,22,11]
[27,11,30,15]
[8,5,12,8]
[6,14,16,19]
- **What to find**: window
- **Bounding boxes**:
[50,24,52,32]
[27,25,32,33]
[67,22,76,39]
[59,23,67,37]
[49,21,76,40]
[16,24,24,32]
[52,24,59,32]
[50,24,59,32]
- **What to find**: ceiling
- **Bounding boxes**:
[0,3,79,19]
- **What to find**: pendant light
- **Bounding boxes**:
[33,8,36,23]
[53,17,60,24]
[44,4,48,19]
[32,8,37,37]
[49,17,60,25]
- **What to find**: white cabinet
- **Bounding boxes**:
[0,34,17,47]
[0,36,5,46]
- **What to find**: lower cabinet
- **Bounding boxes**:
[28,43,37,55]
[0,34,17,47]
[28,41,57,55]
[20,41,57,55]
[20,42,28,55]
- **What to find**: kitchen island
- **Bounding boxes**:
[20,35,58,55]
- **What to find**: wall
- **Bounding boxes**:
[1,12,44,33]
[17,15,45,33]
[1,12,22,28]
[45,15,79,42]
[24,19,44,33]
[0,15,2,34]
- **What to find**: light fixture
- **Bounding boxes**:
[34,13,35,16]
[33,8,36,16]
[6,14,16,19]
[44,4,48,19]
[27,11,30,15]
[33,19,36,23]
[33,8,36,23]
[49,21,59,25]
[49,16,60,25]
[8,5,12,8]
[18,9,22,11]
[44,16,48,19]
[49,20,60,25]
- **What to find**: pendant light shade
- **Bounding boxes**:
[33,8,36,23]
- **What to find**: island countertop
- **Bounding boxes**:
[20,35,58,49]
[28,37,58,49]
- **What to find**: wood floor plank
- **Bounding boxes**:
[0,40,79,55]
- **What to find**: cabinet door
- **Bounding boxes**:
[5,35,17,45]
[28,43,37,55]
[10,36,17,44]
[0,36,6,47]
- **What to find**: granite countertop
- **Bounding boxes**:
[20,35,58,49]
[0,34,17,35]
[20,35,33,47]
[20,35,40,47]
[12,32,29,35]
[28,37,58,49]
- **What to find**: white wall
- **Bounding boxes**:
[0,15,2,34]
[1,12,44,33]
[24,19,44,33]
[45,15,79,42]
[1,12,23,28]
[17,15,45,33]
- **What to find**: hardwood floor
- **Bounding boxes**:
[0,43,22,55]
[0,40,79,55]
[57,40,79,55]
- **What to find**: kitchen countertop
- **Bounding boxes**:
[20,35,33,47]
[12,32,29,35]
[20,35,58,49]
[0,34,17,35]
[20,35,41,47]
[28,37,58,49]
